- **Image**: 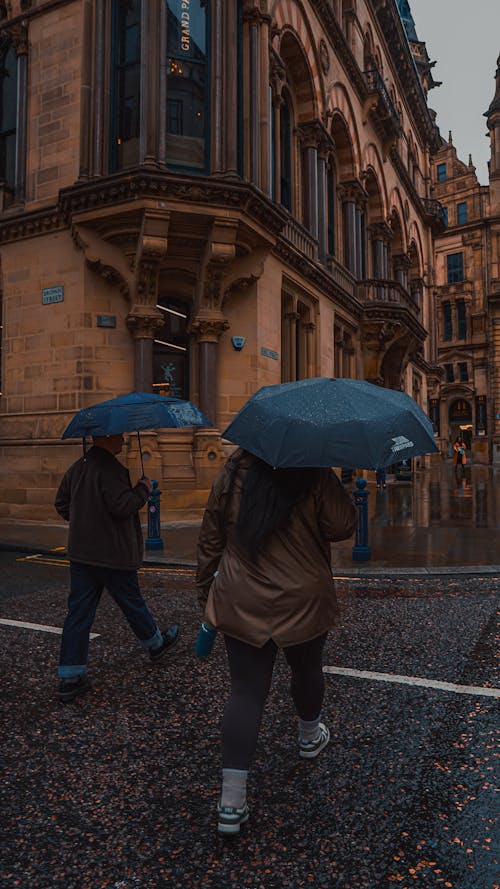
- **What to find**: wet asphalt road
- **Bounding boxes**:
[0,553,498,889]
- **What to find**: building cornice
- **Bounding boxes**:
[0,205,66,244]
[58,171,289,238]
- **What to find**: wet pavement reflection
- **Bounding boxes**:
[333,463,500,568]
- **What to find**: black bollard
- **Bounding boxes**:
[145,479,164,551]
[352,477,371,561]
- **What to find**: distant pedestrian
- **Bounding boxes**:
[196,449,357,835]
[453,436,467,473]
[55,434,180,703]
[375,467,387,489]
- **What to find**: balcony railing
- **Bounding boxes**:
[364,68,401,138]
[282,217,318,261]
[359,278,420,317]
[326,256,357,299]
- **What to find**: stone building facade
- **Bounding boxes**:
[0,0,443,523]
[430,56,500,465]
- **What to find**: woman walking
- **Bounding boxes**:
[453,435,467,474]
[196,449,357,835]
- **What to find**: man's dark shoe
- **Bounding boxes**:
[150,624,181,661]
[58,674,92,703]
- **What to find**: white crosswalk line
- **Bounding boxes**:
[323,665,500,698]
[0,618,99,639]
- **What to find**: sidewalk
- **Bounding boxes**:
[1,517,499,577]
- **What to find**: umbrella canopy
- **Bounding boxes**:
[222,377,438,469]
[62,392,210,439]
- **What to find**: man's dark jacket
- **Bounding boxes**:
[55,446,149,570]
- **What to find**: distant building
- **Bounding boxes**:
[430,55,500,465]
[0,0,444,523]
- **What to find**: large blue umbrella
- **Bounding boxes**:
[222,377,438,469]
[62,391,211,473]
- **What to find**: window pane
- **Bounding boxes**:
[0,44,17,188]
[458,362,468,381]
[447,252,464,283]
[153,299,190,399]
[457,201,467,224]
[437,163,446,182]
[443,301,452,341]
[441,206,448,227]
[280,99,292,211]
[111,0,141,171]
[327,164,335,256]
[456,299,467,339]
[445,363,454,383]
[166,0,208,171]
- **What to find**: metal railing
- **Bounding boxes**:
[364,68,401,133]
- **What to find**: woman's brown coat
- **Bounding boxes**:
[196,452,357,648]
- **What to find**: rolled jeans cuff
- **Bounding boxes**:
[139,626,163,651]
[58,664,87,680]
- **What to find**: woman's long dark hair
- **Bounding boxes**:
[232,453,320,560]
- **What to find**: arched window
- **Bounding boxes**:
[153,297,190,398]
[166,0,209,171]
[110,0,141,171]
[280,94,292,211]
[0,40,17,191]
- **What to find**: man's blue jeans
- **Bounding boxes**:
[58,562,162,679]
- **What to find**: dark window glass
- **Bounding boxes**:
[447,252,464,283]
[442,206,448,227]
[458,362,468,382]
[110,0,141,171]
[153,298,190,399]
[166,0,209,171]
[444,363,454,383]
[269,86,275,200]
[360,212,366,278]
[327,162,335,256]
[0,42,17,189]
[437,162,446,182]
[456,201,467,224]
[280,96,292,211]
[456,298,467,339]
[443,301,452,341]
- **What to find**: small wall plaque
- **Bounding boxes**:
[97,314,117,328]
[261,347,279,361]
[41,286,64,305]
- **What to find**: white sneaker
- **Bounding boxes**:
[217,801,250,835]
[299,723,330,759]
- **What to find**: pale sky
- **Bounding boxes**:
[411,1,500,185]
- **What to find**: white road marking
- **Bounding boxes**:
[323,666,500,699]
[0,618,99,639]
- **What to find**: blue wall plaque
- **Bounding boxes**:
[41,286,64,305]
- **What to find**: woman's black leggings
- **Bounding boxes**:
[222,633,328,771]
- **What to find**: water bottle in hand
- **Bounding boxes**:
[195,623,217,658]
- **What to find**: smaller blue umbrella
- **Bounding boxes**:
[222,377,438,469]
[62,391,211,474]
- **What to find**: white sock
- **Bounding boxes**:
[298,716,321,743]
[221,768,248,809]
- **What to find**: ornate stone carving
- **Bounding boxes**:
[319,38,330,75]
[189,315,229,343]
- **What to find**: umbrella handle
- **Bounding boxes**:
[137,430,145,477]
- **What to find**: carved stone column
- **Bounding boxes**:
[140,0,162,166]
[126,210,170,390]
[243,4,271,190]
[190,316,229,424]
[393,253,411,290]
[338,180,368,277]
[93,0,106,176]
[126,308,165,392]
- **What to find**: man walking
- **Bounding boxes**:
[55,433,180,703]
